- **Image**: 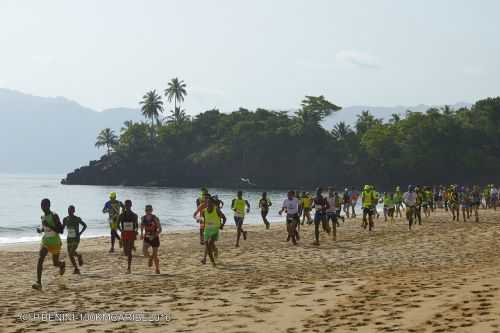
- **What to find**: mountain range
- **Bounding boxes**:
[0,88,471,173]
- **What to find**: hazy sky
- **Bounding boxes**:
[1,0,499,114]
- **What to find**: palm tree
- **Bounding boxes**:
[95,128,118,156]
[121,120,135,133]
[389,113,401,124]
[164,78,187,111]
[167,107,190,127]
[140,90,164,126]
[331,121,352,140]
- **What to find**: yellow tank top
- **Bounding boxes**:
[203,208,221,228]
[234,198,246,216]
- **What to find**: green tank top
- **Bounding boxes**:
[41,212,61,246]
[203,208,221,228]
[233,198,246,216]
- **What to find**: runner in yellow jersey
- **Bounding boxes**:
[202,197,226,266]
[301,192,313,225]
[231,190,250,247]
[32,199,66,290]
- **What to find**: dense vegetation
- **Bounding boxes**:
[63,79,500,189]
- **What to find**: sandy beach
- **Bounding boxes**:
[2,209,500,333]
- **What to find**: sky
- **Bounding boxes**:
[1,0,499,114]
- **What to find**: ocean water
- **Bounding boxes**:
[1,174,366,244]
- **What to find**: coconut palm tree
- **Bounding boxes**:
[331,121,352,140]
[95,128,118,155]
[140,90,164,126]
[167,107,190,127]
[164,78,187,111]
[121,120,135,133]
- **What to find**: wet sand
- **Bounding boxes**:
[2,209,500,332]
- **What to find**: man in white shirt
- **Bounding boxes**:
[279,191,300,245]
[403,185,417,230]
[326,188,337,241]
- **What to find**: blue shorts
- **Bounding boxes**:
[314,211,324,222]
[234,216,244,227]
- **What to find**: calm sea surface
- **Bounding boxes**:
[1,174,362,244]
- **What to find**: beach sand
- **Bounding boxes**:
[2,209,500,332]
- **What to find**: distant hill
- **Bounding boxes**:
[0,88,472,173]
[0,89,143,174]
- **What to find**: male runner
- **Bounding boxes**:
[118,200,138,274]
[62,205,87,274]
[32,199,65,290]
[279,191,300,245]
[140,205,162,274]
[201,197,227,266]
[259,192,272,229]
[231,191,250,247]
[103,192,124,252]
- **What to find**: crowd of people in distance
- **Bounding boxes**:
[32,184,498,289]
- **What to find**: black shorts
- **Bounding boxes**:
[234,216,244,227]
[363,207,374,216]
[144,236,160,248]
[286,214,299,224]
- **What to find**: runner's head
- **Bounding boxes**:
[316,187,322,196]
[41,198,51,213]
[237,190,243,198]
[124,199,132,210]
[68,205,75,216]
[109,192,117,200]
[287,190,294,200]
[145,204,153,214]
[262,191,267,198]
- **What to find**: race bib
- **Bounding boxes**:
[123,221,134,231]
[67,229,77,238]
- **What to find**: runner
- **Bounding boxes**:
[201,197,227,266]
[193,192,210,245]
[394,186,404,218]
[258,192,272,229]
[383,192,395,223]
[342,188,351,218]
[335,191,344,224]
[422,187,432,218]
[374,189,381,219]
[325,189,338,241]
[460,187,471,221]
[491,185,498,210]
[231,190,250,247]
[403,186,417,230]
[449,186,460,221]
[471,185,481,222]
[350,187,358,218]
[140,205,162,274]
[361,185,376,231]
[62,205,87,274]
[102,192,124,253]
[118,200,138,274]
[32,199,65,290]
[414,186,423,225]
[301,192,313,225]
[279,190,300,245]
[312,188,328,245]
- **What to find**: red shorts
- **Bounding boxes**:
[121,230,136,241]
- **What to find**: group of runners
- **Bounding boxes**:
[32,184,496,289]
[32,193,162,290]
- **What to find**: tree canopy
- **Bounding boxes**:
[67,89,500,189]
